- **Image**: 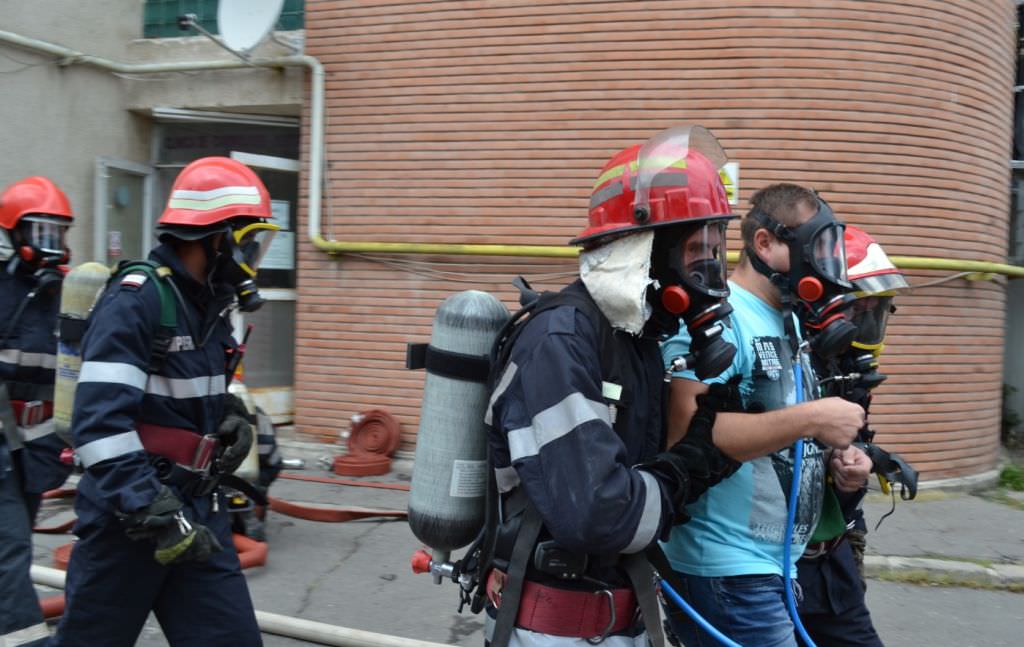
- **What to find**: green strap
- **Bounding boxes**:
[114,260,176,329]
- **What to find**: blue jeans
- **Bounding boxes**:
[664,572,798,647]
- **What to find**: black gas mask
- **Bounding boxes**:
[651,221,736,380]
[829,293,898,397]
[211,221,279,312]
[13,214,69,265]
[746,198,856,359]
[5,215,70,291]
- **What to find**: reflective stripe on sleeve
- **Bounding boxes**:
[507,392,611,462]
[483,361,518,426]
[19,419,56,443]
[76,431,145,468]
[621,470,663,554]
[78,361,148,391]
[146,374,226,399]
[78,363,225,399]
[0,620,50,644]
[0,348,57,369]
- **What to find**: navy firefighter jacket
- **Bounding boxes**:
[72,244,236,518]
[0,265,70,491]
[487,280,673,562]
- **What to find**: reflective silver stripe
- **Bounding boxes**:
[589,181,624,210]
[171,185,259,201]
[146,374,225,399]
[79,361,148,390]
[0,620,50,644]
[507,392,611,461]
[622,471,663,554]
[649,171,688,188]
[19,419,56,443]
[0,348,57,369]
[483,361,518,426]
[77,431,145,468]
[494,466,520,493]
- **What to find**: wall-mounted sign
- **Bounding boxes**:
[261,200,295,270]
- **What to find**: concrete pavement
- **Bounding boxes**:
[28,432,1024,645]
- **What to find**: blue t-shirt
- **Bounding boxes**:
[660,281,824,578]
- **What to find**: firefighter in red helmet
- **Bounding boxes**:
[0,176,74,645]
[481,126,742,646]
[53,157,276,646]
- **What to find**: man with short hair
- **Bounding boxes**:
[660,183,871,647]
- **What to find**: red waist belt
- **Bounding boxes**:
[137,423,212,469]
[489,570,637,638]
[11,400,54,426]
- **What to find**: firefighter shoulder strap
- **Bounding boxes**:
[110,260,178,373]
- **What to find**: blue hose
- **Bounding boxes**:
[659,578,743,647]
[785,361,818,647]
[658,358,819,647]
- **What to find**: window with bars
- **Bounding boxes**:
[143,0,304,38]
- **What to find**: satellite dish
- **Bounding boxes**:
[218,0,286,53]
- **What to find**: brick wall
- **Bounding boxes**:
[298,0,1015,480]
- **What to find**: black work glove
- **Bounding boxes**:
[119,486,224,565]
[639,426,741,524]
[217,394,254,474]
[639,377,746,524]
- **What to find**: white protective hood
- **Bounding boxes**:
[579,231,655,335]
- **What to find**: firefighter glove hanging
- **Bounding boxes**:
[119,485,224,565]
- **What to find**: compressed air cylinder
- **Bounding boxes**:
[227,381,261,483]
[53,262,111,444]
[408,290,509,553]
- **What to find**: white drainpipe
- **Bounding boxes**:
[31,565,449,647]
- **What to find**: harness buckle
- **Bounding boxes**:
[19,400,45,427]
[586,589,616,645]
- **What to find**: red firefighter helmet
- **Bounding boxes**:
[844,225,908,295]
[572,125,736,246]
[0,176,73,229]
[159,157,272,230]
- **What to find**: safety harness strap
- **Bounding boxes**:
[490,490,544,647]
[621,552,665,647]
[111,260,178,373]
[645,544,692,636]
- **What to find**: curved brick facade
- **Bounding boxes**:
[299,1,1015,480]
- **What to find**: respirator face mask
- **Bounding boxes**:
[746,198,857,359]
[652,221,736,380]
[214,221,279,312]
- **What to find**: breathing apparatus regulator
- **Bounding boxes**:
[746,196,856,360]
